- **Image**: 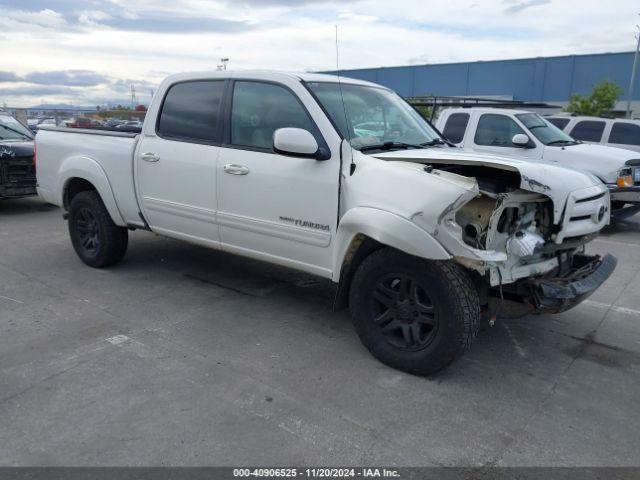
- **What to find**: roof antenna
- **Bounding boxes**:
[335,25,356,175]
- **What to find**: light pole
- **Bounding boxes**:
[626,22,640,118]
[220,58,229,71]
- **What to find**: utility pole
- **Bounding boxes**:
[220,57,229,70]
[130,84,136,109]
[626,20,640,118]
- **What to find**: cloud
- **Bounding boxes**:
[0,85,77,96]
[0,0,637,107]
[0,71,21,82]
[233,0,356,4]
[503,0,551,14]
[23,70,109,87]
[0,7,68,28]
[97,15,251,33]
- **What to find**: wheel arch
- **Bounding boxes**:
[59,156,125,226]
[332,207,451,310]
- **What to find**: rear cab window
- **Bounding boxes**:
[570,120,605,142]
[442,113,470,144]
[157,80,225,143]
[608,122,640,146]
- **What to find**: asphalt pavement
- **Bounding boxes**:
[1,197,639,466]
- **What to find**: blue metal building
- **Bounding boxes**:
[327,51,639,104]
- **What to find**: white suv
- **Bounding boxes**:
[546,115,640,153]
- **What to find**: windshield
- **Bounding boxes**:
[516,113,576,146]
[0,115,34,141]
[306,82,440,150]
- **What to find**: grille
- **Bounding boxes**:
[1,156,36,187]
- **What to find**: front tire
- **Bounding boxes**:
[349,248,480,376]
[68,191,128,268]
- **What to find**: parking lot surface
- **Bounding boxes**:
[1,197,639,466]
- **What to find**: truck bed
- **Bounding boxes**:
[36,126,142,226]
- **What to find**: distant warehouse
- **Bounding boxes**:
[324,51,639,115]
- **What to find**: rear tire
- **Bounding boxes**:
[68,191,128,268]
[349,248,480,376]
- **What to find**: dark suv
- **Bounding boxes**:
[0,113,36,199]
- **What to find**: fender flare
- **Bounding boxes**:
[58,155,126,226]
[332,207,451,282]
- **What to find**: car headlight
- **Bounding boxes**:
[617,167,634,187]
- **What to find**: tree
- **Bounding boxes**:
[565,80,622,117]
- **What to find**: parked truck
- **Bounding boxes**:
[36,71,616,375]
[436,107,640,219]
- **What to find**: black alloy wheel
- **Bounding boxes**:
[75,207,101,257]
[371,273,438,351]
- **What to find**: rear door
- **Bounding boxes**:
[568,120,606,145]
[216,79,339,277]
[136,79,226,245]
[607,121,640,153]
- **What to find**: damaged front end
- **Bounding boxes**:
[417,163,615,317]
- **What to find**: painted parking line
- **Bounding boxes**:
[0,294,24,304]
[583,300,640,317]
[593,238,640,248]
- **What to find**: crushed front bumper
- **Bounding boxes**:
[529,253,617,314]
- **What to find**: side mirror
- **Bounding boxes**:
[274,128,328,160]
[512,133,532,148]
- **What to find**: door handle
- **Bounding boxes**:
[141,152,160,162]
[223,164,250,175]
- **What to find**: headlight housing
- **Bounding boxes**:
[617,167,634,188]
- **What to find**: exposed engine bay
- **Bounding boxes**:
[427,164,602,287]
[373,152,614,317]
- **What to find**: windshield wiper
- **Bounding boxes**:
[420,138,454,147]
[547,139,578,146]
[358,141,424,152]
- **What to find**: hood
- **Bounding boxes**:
[0,140,34,159]
[542,143,640,182]
[373,148,605,223]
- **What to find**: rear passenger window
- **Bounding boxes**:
[474,114,527,147]
[547,118,570,130]
[231,81,315,150]
[442,113,470,144]
[570,121,605,142]
[609,122,640,146]
[158,80,225,143]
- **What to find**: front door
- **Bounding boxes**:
[136,79,226,245]
[217,80,340,276]
[471,113,541,160]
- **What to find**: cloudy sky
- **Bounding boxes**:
[1,0,638,107]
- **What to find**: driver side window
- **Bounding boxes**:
[474,114,526,147]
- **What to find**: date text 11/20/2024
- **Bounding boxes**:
[233,468,400,478]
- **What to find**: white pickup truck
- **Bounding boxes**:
[436,107,640,219]
[37,71,616,375]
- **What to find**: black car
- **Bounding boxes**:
[0,113,37,199]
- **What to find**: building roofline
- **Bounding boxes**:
[330,50,636,73]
